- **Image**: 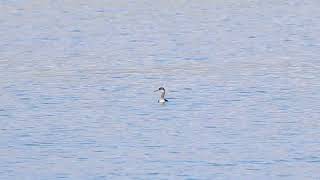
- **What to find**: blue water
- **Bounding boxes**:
[1,1,319,179]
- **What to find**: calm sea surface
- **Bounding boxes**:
[1,0,319,179]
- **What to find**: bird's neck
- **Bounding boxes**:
[160,91,165,98]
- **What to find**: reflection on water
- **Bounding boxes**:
[1,0,320,179]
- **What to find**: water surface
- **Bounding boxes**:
[0,0,319,179]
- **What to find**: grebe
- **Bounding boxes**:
[154,87,168,103]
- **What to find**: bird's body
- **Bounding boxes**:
[154,87,168,103]
[158,98,168,103]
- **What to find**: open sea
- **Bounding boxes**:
[0,0,319,179]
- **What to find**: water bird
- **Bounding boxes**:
[154,87,168,103]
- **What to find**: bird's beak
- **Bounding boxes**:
[154,89,159,92]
